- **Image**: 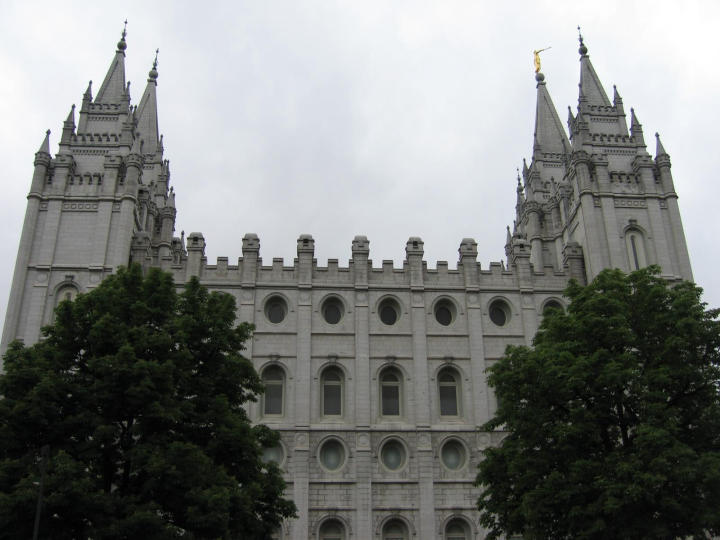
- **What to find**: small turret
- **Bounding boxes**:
[655,132,669,159]
[37,129,51,157]
[60,105,76,149]
[630,108,645,146]
[30,130,52,193]
[612,85,624,114]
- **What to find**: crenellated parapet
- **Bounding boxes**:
[169,234,579,296]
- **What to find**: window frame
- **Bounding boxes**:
[261,365,286,417]
[379,438,408,472]
[379,368,403,418]
[321,367,344,418]
[438,368,461,418]
[317,437,347,472]
[439,438,468,471]
[625,228,648,271]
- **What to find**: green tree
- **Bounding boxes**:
[0,265,295,539]
[476,267,720,539]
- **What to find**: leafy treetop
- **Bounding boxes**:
[0,265,295,540]
[477,267,720,540]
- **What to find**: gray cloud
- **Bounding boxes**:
[1,0,718,333]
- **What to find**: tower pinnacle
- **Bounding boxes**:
[96,23,129,104]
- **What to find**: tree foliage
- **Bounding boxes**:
[476,267,720,539]
[0,265,295,539]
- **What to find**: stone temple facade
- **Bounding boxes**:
[1,29,693,540]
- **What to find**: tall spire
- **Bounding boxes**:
[577,28,611,107]
[533,71,570,157]
[135,49,160,154]
[95,22,128,105]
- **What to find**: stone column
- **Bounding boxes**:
[351,236,372,539]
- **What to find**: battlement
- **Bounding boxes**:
[171,232,578,292]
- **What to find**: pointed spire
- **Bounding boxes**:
[577,28,611,107]
[64,104,75,125]
[83,80,93,102]
[136,50,161,154]
[533,72,570,157]
[630,108,643,137]
[506,225,512,246]
[95,23,128,105]
[567,105,576,136]
[655,132,668,157]
[38,129,51,155]
[61,104,76,145]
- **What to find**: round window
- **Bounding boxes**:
[264,296,288,324]
[434,299,455,326]
[489,299,510,326]
[380,439,407,471]
[379,298,400,326]
[261,444,284,465]
[322,298,344,325]
[319,439,346,471]
[440,439,466,470]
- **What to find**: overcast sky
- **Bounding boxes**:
[1,0,718,332]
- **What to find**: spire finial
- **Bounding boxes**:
[149,48,159,80]
[117,20,128,51]
[578,25,588,55]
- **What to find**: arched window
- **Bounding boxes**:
[445,518,470,540]
[319,519,345,540]
[438,368,461,417]
[262,366,285,416]
[380,368,402,417]
[382,519,408,540]
[56,285,78,306]
[321,367,343,417]
[625,229,647,271]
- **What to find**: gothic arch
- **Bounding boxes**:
[622,224,649,271]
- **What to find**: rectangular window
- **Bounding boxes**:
[264,383,283,415]
[382,385,400,416]
[323,384,342,416]
[440,386,458,416]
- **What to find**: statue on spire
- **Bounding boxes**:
[533,47,551,74]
